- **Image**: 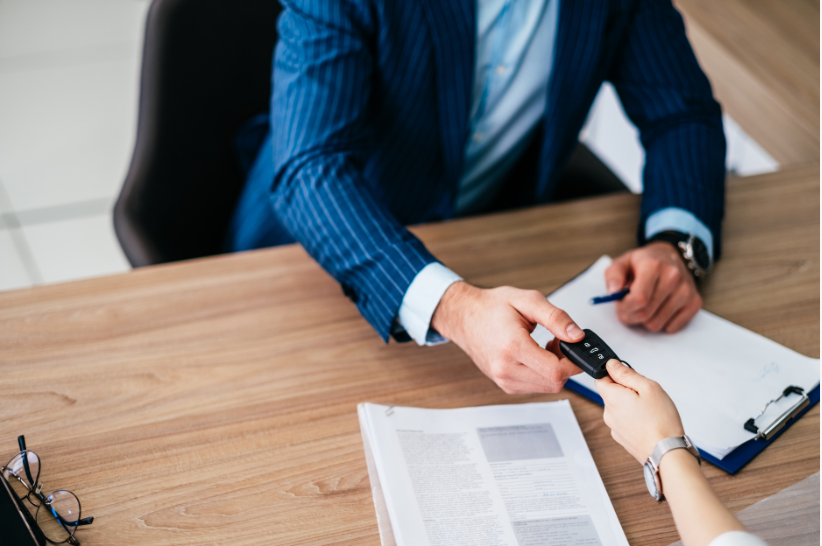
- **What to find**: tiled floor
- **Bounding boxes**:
[0,0,150,291]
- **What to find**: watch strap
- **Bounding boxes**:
[648,230,689,250]
[648,231,711,277]
[649,435,701,471]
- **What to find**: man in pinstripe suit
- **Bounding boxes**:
[227,0,726,395]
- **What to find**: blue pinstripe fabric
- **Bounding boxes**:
[228,0,726,342]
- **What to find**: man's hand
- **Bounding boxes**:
[431,282,584,394]
[605,242,701,333]
[595,359,685,463]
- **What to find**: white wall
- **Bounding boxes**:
[579,82,778,194]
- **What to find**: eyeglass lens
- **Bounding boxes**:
[4,436,92,544]
[2,450,41,505]
[36,489,82,543]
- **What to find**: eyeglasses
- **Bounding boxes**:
[1,436,94,545]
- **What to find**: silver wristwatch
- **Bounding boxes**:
[643,435,701,501]
[648,231,712,278]
[677,234,711,278]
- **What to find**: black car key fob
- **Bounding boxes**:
[559,329,621,379]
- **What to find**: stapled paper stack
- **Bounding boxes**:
[358,401,629,546]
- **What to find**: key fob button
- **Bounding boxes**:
[587,353,608,365]
[559,329,621,379]
[587,351,612,364]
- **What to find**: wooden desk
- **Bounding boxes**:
[675,0,820,166]
[0,164,818,545]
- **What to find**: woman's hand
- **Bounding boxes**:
[597,360,752,546]
[595,359,684,463]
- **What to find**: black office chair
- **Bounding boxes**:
[115,0,626,267]
[114,0,281,266]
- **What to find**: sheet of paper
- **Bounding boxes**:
[531,256,821,459]
[359,401,628,546]
[361,416,398,546]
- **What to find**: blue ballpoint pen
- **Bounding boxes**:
[590,288,630,305]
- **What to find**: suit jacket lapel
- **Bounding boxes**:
[538,0,609,197]
[420,0,475,186]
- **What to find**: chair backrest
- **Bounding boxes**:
[114,0,281,266]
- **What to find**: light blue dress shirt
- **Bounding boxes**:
[397,0,714,346]
[456,0,559,215]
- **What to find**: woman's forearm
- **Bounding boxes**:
[659,449,746,546]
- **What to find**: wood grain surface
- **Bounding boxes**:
[0,165,818,545]
[675,0,820,165]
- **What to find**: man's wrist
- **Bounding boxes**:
[431,281,475,342]
[641,239,689,272]
[647,231,711,277]
[644,207,715,262]
[396,263,463,345]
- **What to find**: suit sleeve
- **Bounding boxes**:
[607,0,727,257]
[269,0,437,341]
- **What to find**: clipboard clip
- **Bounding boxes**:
[744,385,809,441]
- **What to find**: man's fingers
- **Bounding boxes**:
[664,293,702,333]
[545,337,570,361]
[489,332,576,393]
[512,333,581,384]
[545,336,561,356]
[646,282,692,332]
[516,291,584,342]
[498,367,569,394]
[635,266,681,325]
[604,257,630,294]
[494,337,575,394]
[618,259,659,317]
[496,378,559,395]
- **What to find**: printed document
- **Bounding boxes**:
[359,400,628,546]
[531,256,821,459]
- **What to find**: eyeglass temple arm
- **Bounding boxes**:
[16,435,36,487]
[50,507,94,527]
[46,509,92,546]
[17,435,94,529]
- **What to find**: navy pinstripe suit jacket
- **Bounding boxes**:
[229,0,726,342]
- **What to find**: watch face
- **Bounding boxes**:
[643,463,660,500]
[692,237,710,270]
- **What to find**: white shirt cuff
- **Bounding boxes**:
[645,206,715,263]
[708,531,767,546]
[397,263,463,346]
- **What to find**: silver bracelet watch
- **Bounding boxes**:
[643,435,701,502]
